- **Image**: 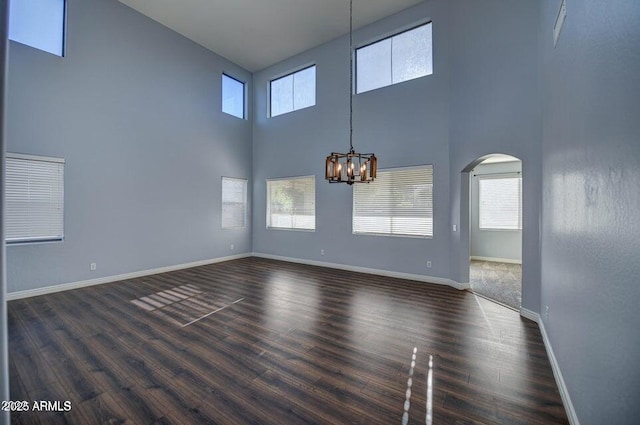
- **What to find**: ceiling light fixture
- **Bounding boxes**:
[325,0,377,185]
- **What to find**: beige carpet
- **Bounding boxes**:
[470,260,521,310]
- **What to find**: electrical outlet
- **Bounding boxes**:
[545,305,550,319]
[320,249,325,256]
[230,244,234,250]
[90,263,97,271]
[452,224,457,232]
[426,261,432,268]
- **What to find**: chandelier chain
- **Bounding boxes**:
[324,0,376,185]
[349,0,353,151]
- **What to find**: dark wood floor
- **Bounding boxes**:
[8,257,569,424]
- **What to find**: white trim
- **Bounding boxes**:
[6,252,469,300]
[252,252,470,290]
[6,152,65,163]
[470,256,522,265]
[6,253,251,301]
[538,319,580,425]
[6,251,575,424]
[519,307,539,323]
[377,163,432,173]
[519,308,580,425]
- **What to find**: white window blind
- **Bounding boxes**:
[479,175,522,230]
[6,153,65,243]
[222,177,247,229]
[353,165,433,237]
[267,176,315,230]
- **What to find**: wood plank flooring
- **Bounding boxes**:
[7,257,569,424]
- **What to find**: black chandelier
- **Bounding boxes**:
[325,0,377,185]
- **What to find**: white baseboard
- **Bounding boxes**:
[6,251,576,424]
[519,307,540,323]
[252,252,470,290]
[520,309,580,425]
[470,256,522,264]
[6,253,252,301]
[7,252,469,300]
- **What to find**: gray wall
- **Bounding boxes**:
[470,161,522,262]
[1,0,9,422]
[253,1,451,279]
[448,0,541,312]
[253,0,540,310]
[6,0,253,293]
[539,0,640,424]
[6,1,639,423]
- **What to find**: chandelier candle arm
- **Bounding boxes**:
[325,151,377,185]
[324,0,377,185]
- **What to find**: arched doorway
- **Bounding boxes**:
[464,154,522,309]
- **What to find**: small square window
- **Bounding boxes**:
[9,0,66,57]
[266,176,315,230]
[222,74,245,119]
[222,177,247,229]
[356,22,433,94]
[479,176,523,230]
[270,66,316,117]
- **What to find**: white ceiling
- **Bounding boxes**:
[118,0,424,72]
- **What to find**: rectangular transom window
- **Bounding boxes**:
[9,0,66,57]
[356,22,433,94]
[270,65,316,117]
[6,153,65,244]
[353,165,433,237]
[479,176,522,230]
[267,176,315,230]
[221,177,247,229]
[222,74,245,119]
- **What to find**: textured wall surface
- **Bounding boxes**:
[6,1,639,423]
[6,0,253,292]
[447,0,541,311]
[539,0,640,423]
[470,161,522,261]
[253,0,540,297]
[253,1,451,279]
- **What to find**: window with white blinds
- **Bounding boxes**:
[6,153,65,244]
[221,177,247,229]
[267,176,315,230]
[479,175,522,230]
[353,165,433,237]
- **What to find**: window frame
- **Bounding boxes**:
[221,176,248,230]
[355,21,433,94]
[266,175,316,231]
[269,64,317,117]
[478,174,523,231]
[352,164,433,238]
[221,73,246,119]
[8,0,67,57]
[5,152,66,245]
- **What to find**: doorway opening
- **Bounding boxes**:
[467,154,522,309]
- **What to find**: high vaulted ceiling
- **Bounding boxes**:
[118,0,424,72]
